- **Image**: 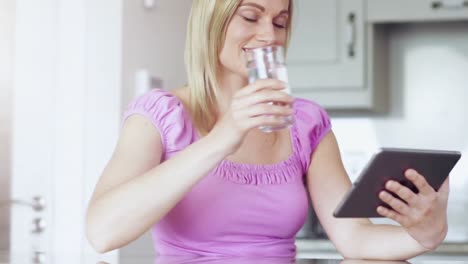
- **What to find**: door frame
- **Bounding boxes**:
[0,0,15,252]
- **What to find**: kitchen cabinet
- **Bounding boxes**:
[367,0,468,23]
[288,0,468,111]
[288,0,386,110]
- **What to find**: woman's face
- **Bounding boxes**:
[218,0,290,79]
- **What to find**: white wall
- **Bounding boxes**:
[333,22,468,242]
[119,0,192,259]
[83,0,123,262]
[121,0,192,112]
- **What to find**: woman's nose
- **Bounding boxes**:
[256,23,278,45]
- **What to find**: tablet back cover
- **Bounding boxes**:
[334,148,461,218]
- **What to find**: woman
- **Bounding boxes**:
[86,0,449,260]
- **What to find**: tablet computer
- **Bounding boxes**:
[333,148,461,218]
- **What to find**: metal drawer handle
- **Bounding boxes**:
[31,217,47,234]
[346,13,356,58]
[432,0,468,9]
[33,251,46,264]
[0,196,45,212]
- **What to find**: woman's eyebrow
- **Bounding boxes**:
[240,2,289,15]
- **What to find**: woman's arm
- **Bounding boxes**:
[306,131,446,260]
[86,115,228,253]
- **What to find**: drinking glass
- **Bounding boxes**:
[245,45,294,132]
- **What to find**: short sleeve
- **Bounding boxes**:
[293,98,332,172]
[122,89,196,160]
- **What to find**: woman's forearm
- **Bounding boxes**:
[348,223,432,260]
[86,133,228,253]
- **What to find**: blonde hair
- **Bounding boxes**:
[184,0,294,136]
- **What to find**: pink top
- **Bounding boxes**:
[123,89,332,257]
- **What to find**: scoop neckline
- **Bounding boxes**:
[158,88,299,168]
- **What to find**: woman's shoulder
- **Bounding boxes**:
[293,97,330,122]
[124,86,189,116]
[292,97,332,170]
[293,97,324,109]
[124,89,175,120]
[123,87,196,154]
[170,86,190,107]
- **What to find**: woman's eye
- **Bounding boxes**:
[243,16,257,23]
[274,18,288,29]
[274,23,286,29]
[241,15,286,28]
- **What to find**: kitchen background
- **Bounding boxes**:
[1,0,467,263]
[117,0,468,259]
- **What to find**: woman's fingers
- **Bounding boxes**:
[384,180,418,206]
[229,79,294,131]
[438,177,450,199]
[377,170,446,229]
[235,79,286,97]
[376,171,449,248]
[220,78,295,133]
[234,79,293,107]
[244,115,292,130]
[234,89,293,110]
[379,190,411,215]
[405,169,434,196]
[244,102,293,117]
[376,206,407,225]
[235,103,292,130]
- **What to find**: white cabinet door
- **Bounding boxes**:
[6,0,121,263]
[367,0,468,23]
[9,1,59,262]
[8,1,88,262]
[287,0,367,109]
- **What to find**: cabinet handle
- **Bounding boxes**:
[346,13,356,58]
[0,196,46,212]
[33,251,46,264]
[432,0,468,9]
[31,217,47,234]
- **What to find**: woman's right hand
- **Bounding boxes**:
[208,79,294,155]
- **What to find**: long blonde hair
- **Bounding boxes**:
[184,0,294,136]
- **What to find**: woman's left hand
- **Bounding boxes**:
[376,169,449,250]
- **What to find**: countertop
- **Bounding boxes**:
[147,257,467,264]
[3,252,468,264]
[295,240,468,262]
[296,239,468,256]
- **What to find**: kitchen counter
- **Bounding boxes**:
[3,252,468,264]
[297,239,468,253]
[149,257,407,264]
[296,239,468,260]
[296,239,468,257]
[147,257,466,264]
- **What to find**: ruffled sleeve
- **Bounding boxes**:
[122,89,197,160]
[293,98,332,172]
